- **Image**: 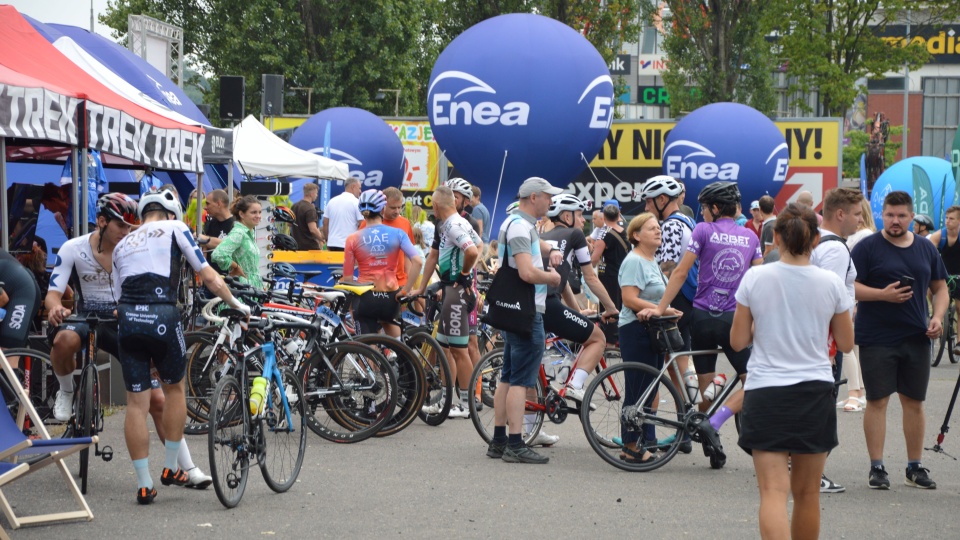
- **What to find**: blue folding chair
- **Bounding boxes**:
[0,350,96,537]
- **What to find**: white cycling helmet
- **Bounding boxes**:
[547,194,585,218]
[506,201,520,214]
[445,177,473,199]
[640,175,683,200]
[138,188,183,221]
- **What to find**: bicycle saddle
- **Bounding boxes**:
[333,281,375,296]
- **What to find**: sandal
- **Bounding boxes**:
[842,398,864,412]
[619,444,657,464]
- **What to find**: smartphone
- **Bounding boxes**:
[900,276,915,288]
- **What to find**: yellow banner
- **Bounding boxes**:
[589,119,841,169]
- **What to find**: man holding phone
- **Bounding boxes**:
[851,190,948,491]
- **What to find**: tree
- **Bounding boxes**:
[767,0,958,118]
[639,1,778,116]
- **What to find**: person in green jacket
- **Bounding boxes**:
[211,195,263,289]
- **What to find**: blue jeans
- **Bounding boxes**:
[618,320,663,446]
[501,313,545,388]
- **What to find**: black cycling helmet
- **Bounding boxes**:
[914,214,934,230]
[269,262,298,279]
[697,181,742,206]
[270,233,298,251]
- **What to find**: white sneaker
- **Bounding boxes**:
[447,404,470,419]
[53,390,74,422]
[421,402,443,415]
[185,467,213,489]
[529,431,559,447]
[564,386,597,411]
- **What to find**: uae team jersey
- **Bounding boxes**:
[540,225,591,297]
[686,218,763,312]
[436,213,481,283]
[112,220,209,305]
[343,224,421,291]
[49,233,117,313]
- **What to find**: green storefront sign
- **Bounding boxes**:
[636,86,700,106]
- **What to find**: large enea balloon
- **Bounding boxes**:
[428,14,613,211]
[663,103,789,210]
[870,156,956,229]
[289,107,405,189]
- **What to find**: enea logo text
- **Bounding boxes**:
[578,75,615,130]
[429,71,530,126]
[663,140,789,182]
[306,147,388,186]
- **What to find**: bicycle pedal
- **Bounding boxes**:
[99,445,114,462]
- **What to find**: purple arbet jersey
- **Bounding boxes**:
[686,219,763,313]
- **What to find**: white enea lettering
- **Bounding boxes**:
[709,232,751,247]
[432,93,531,126]
[589,96,613,129]
[773,158,789,182]
[665,156,740,181]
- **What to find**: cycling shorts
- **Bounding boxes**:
[437,285,470,348]
[690,308,750,376]
[48,311,120,360]
[542,295,593,344]
[117,303,186,392]
[355,289,401,335]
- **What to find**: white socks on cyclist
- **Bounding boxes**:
[178,439,195,471]
[133,458,152,489]
[459,389,470,406]
[164,439,182,471]
[57,373,75,393]
[569,369,588,389]
[523,414,537,434]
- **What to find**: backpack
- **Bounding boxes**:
[664,213,699,302]
[819,234,851,274]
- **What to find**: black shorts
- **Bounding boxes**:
[117,303,186,393]
[48,312,120,359]
[599,274,621,345]
[671,292,694,352]
[690,308,750,376]
[542,296,593,344]
[437,285,470,349]
[859,335,931,401]
[738,380,838,454]
[355,290,401,335]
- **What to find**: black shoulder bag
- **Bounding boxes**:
[480,220,536,336]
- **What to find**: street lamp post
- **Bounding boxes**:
[377,88,401,117]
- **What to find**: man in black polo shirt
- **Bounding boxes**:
[292,182,324,250]
[196,189,234,273]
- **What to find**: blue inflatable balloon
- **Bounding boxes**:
[870,156,956,230]
[290,107,406,191]
[663,103,789,213]
[428,13,613,228]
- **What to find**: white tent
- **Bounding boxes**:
[233,115,349,180]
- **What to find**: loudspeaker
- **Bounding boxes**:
[240,182,291,196]
[219,76,245,120]
[261,74,284,116]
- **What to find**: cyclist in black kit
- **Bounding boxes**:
[112,189,249,505]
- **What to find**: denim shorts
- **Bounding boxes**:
[501,313,545,388]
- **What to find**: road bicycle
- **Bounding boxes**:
[933,297,959,367]
[207,309,307,508]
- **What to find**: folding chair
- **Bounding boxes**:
[0,350,96,536]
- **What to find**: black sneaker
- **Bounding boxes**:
[679,440,693,454]
[486,439,506,459]
[905,466,937,489]
[820,474,846,493]
[160,467,189,487]
[868,465,890,490]
[501,444,549,464]
[136,487,157,505]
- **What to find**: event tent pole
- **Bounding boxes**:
[80,149,89,235]
[227,162,234,200]
[71,147,79,237]
[196,171,204,235]
[0,138,7,252]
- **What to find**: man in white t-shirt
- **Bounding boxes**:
[323,177,363,251]
[810,187,863,494]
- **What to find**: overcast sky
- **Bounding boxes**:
[8,1,116,39]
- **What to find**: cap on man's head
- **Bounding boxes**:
[603,199,620,209]
[518,177,564,198]
[750,200,760,210]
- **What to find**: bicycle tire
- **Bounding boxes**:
[183,332,219,434]
[208,374,249,508]
[404,329,454,426]
[950,311,959,364]
[467,348,544,445]
[0,348,57,427]
[259,368,307,493]
[77,363,96,494]
[351,334,426,438]
[581,362,685,472]
[301,341,398,443]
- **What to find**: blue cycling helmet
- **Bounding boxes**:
[358,189,387,214]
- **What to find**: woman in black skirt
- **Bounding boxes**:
[731,203,854,540]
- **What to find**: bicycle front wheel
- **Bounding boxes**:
[208,375,249,508]
[352,334,426,438]
[581,362,685,472]
[77,363,96,494]
[404,328,453,426]
[259,369,307,493]
[467,348,544,445]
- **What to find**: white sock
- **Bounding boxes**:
[459,389,470,406]
[57,373,75,393]
[570,369,589,389]
[177,439,196,471]
[523,414,537,434]
[164,439,182,471]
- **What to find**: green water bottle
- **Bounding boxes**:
[249,376,268,416]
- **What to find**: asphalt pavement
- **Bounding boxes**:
[5,360,960,539]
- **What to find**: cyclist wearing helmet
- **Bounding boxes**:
[913,214,934,237]
[643,181,762,438]
[540,194,618,409]
[442,178,484,376]
[211,195,264,289]
[112,188,249,504]
[359,187,416,289]
[343,189,423,338]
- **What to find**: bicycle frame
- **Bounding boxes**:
[245,342,294,432]
[520,339,619,415]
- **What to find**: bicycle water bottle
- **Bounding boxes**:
[249,376,268,416]
[703,374,727,401]
[683,368,702,404]
[556,354,575,385]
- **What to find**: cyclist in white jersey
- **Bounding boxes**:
[46,193,215,490]
[111,189,249,505]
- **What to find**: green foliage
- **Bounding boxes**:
[841,125,903,178]
[640,1,778,116]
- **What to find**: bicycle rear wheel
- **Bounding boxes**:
[259,369,306,493]
[76,363,96,494]
[352,334,426,438]
[301,342,398,443]
[581,362,685,472]
[467,348,544,445]
[208,374,249,508]
[0,348,56,427]
[405,329,453,426]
